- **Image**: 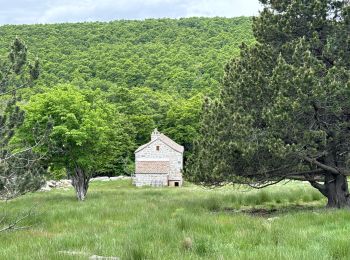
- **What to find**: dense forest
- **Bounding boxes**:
[0,17,254,176]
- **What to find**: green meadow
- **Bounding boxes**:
[1,180,350,260]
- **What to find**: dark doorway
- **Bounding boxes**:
[175,182,179,187]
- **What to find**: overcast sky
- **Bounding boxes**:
[0,0,262,25]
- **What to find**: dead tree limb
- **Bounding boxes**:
[0,206,36,233]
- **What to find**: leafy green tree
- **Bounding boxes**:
[164,94,203,159]
[188,1,350,208]
[0,18,257,165]
[107,86,176,146]
[0,38,43,200]
[18,84,134,200]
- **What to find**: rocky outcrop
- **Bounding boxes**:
[90,176,110,182]
[90,176,131,182]
[40,179,72,191]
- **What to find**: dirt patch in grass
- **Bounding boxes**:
[221,205,323,217]
[241,208,278,217]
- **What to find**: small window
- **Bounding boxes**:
[156,146,160,151]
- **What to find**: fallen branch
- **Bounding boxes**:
[0,206,36,233]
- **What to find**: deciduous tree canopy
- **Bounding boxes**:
[0,18,255,164]
[17,85,133,200]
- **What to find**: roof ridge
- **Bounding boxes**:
[135,133,184,153]
[159,134,184,153]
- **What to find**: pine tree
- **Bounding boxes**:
[0,38,43,200]
[187,0,350,208]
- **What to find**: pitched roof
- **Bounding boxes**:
[135,133,184,153]
[135,161,169,174]
[158,134,184,153]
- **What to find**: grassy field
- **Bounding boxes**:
[1,180,350,260]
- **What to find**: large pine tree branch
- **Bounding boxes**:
[245,169,325,180]
[309,181,327,197]
[303,156,350,175]
[240,169,325,188]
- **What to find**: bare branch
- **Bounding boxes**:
[247,178,285,189]
[0,83,28,97]
[0,206,36,233]
[1,134,46,163]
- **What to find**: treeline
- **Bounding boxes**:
[0,17,254,176]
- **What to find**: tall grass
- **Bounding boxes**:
[0,180,348,259]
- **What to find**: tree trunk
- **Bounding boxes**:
[324,174,350,208]
[68,166,90,201]
[312,174,350,208]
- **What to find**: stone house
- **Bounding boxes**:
[134,129,184,187]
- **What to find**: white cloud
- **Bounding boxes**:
[185,0,260,17]
[38,1,98,23]
[0,0,262,25]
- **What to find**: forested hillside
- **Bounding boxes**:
[0,17,254,175]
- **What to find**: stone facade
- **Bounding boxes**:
[133,173,169,187]
[136,160,170,174]
[134,129,184,187]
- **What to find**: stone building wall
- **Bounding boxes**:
[134,173,168,187]
[135,139,183,174]
[134,129,184,187]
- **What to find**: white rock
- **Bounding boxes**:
[40,185,52,192]
[60,179,72,185]
[89,255,120,260]
[267,217,280,222]
[58,180,72,188]
[58,251,88,256]
[47,181,57,188]
[109,176,123,181]
[90,177,110,182]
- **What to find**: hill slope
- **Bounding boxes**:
[0,17,254,174]
[0,17,253,94]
